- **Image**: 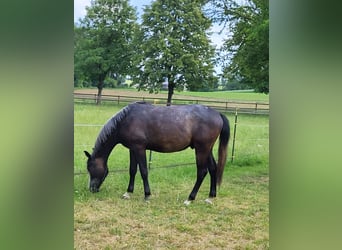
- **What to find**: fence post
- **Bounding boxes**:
[231,108,238,163]
[117,96,120,105]
[148,150,153,169]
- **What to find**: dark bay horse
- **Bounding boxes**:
[84,102,230,204]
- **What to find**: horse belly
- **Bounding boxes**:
[147,136,191,153]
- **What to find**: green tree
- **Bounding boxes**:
[211,0,269,93]
[74,0,138,104]
[74,25,87,87]
[133,0,217,105]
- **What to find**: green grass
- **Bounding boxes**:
[75,87,269,102]
[175,90,269,102]
[74,102,269,249]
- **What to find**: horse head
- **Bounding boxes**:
[84,151,108,193]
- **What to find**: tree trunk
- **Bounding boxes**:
[96,78,104,105]
[166,81,174,106]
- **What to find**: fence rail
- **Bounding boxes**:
[74,92,269,115]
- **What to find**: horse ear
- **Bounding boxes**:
[84,151,91,159]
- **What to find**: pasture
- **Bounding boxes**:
[74,101,269,249]
[74,87,269,102]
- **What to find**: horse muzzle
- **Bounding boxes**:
[89,186,99,193]
[89,179,100,192]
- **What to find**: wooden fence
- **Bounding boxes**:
[74,92,269,115]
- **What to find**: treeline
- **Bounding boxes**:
[74,0,268,104]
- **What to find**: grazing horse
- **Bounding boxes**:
[84,102,230,204]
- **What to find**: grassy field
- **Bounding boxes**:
[74,87,269,102]
[177,90,269,102]
[74,102,269,249]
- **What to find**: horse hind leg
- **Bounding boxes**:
[207,152,217,198]
[205,153,217,205]
[185,150,209,205]
[185,167,208,205]
[135,149,151,200]
[184,151,217,206]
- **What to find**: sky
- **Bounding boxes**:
[74,0,153,23]
[74,0,225,73]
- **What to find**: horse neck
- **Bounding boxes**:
[93,136,118,162]
[93,108,128,160]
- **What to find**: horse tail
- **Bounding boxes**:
[217,113,230,186]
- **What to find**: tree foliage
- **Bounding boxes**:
[132,0,217,105]
[74,0,138,103]
[211,0,269,93]
[74,0,269,101]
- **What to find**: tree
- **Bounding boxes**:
[74,0,138,104]
[133,0,217,105]
[74,25,88,87]
[210,0,269,93]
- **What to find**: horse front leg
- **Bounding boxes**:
[123,150,138,199]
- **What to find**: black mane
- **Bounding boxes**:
[93,105,131,154]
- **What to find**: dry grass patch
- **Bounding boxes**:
[74,173,268,250]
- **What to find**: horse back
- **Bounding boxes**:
[118,103,223,152]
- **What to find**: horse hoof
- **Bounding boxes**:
[204,198,213,205]
[122,192,131,199]
[184,200,191,206]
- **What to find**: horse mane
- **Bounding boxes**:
[93,104,131,152]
